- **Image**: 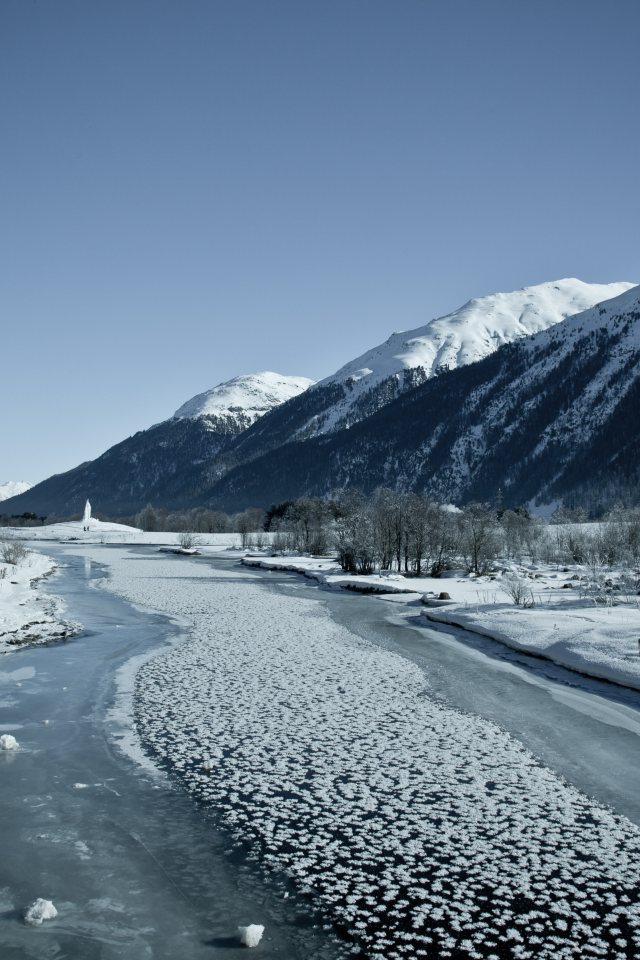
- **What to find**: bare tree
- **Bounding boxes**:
[136,504,158,532]
[459,502,499,574]
[332,492,377,574]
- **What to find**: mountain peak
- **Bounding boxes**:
[173,371,314,421]
[0,481,34,503]
[321,278,636,390]
[303,279,636,436]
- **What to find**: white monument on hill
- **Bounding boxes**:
[83,500,91,527]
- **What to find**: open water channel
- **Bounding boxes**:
[2,545,640,959]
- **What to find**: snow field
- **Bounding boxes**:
[87,549,640,959]
[6,523,249,548]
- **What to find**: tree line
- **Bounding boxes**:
[3,493,640,577]
[261,492,640,576]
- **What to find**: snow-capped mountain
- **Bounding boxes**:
[1,373,312,516]
[298,278,635,436]
[173,372,314,423]
[211,284,640,511]
[0,481,33,502]
[5,278,638,517]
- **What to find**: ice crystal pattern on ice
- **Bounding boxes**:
[102,555,640,960]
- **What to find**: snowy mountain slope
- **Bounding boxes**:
[298,279,635,436]
[5,279,637,518]
[208,284,640,511]
[1,372,313,516]
[0,481,33,502]
[173,372,314,427]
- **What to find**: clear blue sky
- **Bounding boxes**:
[1,0,639,483]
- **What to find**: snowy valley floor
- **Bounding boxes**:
[63,546,640,960]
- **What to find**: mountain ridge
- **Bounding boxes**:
[205,284,640,512]
[3,278,637,517]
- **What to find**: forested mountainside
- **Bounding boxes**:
[205,285,640,513]
[4,282,637,518]
[2,372,313,517]
[293,278,635,437]
[2,417,239,517]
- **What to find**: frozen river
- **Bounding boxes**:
[0,549,342,960]
[2,547,640,959]
[329,589,640,828]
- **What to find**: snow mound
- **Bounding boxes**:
[0,734,19,750]
[238,924,264,947]
[0,480,33,502]
[173,372,314,421]
[24,899,57,925]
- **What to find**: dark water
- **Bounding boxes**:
[0,549,340,960]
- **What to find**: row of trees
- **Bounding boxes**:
[263,491,640,575]
[4,491,640,575]
[126,504,266,536]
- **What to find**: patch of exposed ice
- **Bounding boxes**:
[74,840,91,859]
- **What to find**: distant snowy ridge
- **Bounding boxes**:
[0,481,33,502]
[173,372,314,426]
[300,278,635,436]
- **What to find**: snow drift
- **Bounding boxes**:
[24,899,58,926]
[238,924,264,947]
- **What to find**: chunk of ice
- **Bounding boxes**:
[0,734,19,751]
[24,899,58,925]
[238,924,265,947]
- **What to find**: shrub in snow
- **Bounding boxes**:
[0,535,29,565]
[499,574,535,607]
[238,924,264,947]
[0,734,19,751]
[24,899,57,925]
[178,531,201,550]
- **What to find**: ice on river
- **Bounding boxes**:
[79,548,640,959]
[24,898,58,925]
[238,923,265,946]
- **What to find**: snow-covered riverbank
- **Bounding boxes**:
[65,546,640,960]
[1,522,247,547]
[243,555,640,692]
[0,547,81,654]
